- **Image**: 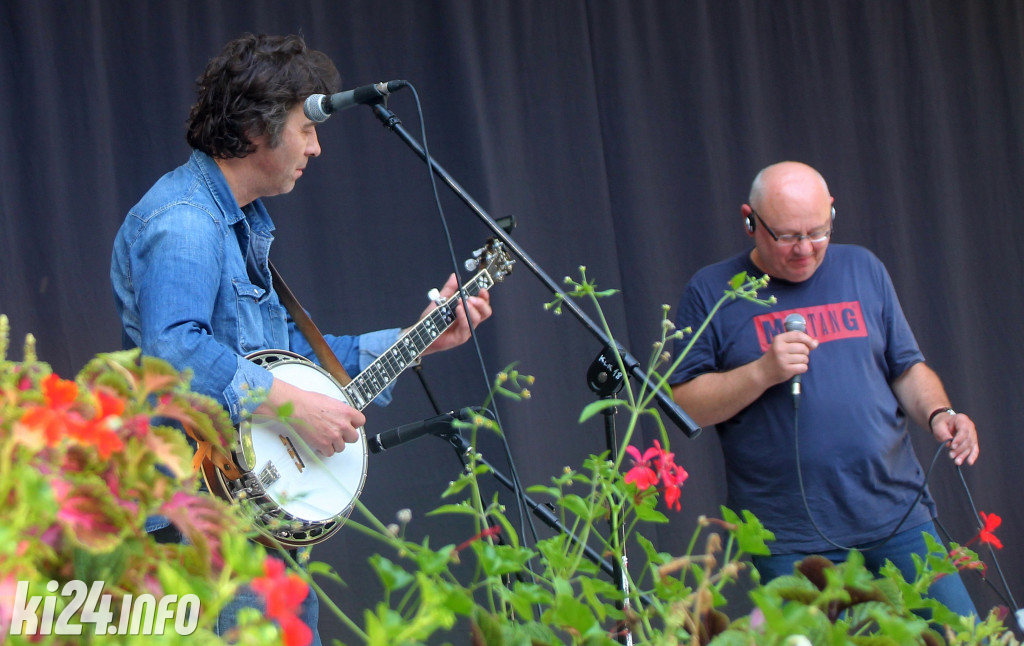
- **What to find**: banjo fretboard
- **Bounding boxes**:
[342,270,493,410]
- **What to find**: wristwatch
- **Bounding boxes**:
[928,407,956,429]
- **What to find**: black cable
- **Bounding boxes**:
[792,397,939,553]
[952,466,1019,612]
[411,361,443,415]
[932,469,1020,618]
[793,393,1021,624]
[398,83,541,563]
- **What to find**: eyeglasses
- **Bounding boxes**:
[750,208,832,246]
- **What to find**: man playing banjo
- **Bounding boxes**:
[110,33,491,643]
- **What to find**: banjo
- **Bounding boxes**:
[201,239,514,548]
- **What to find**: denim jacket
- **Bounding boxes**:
[111,150,399,424]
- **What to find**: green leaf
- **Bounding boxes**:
[723,506,774,556]
[441,471,482,496]
[276,401,295,417]
[579,576,624,621]
[434,576,476,617]
[413,538,458,576]
[499,581,552,620]
[369,554,415,592]
[543,588,599,637]
[729,271,749,290]
[525,484,563,498]
[306,560,346,586]
[535,534,575,576]
[473,609,507,646]
[632,494,669,523]
[474,542,535,577]
[578,398,625,424]
[557,493,594,520]
[426,502,479,517]
[489,507,523,549]
[634,534,671,567]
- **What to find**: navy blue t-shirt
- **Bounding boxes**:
[670,244,935,553]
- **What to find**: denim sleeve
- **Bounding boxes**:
[126,205,263,422]
[288,328,403,407]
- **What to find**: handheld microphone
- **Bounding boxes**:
[368,407,480,454]
[303,80,409,123]
[784,313,807,398]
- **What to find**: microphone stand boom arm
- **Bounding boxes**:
[369,102,700,439]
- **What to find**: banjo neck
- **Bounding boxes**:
[341,269,493,411]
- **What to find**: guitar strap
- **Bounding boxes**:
[268,261,352,386]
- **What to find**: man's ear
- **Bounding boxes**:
[742,205,755,235]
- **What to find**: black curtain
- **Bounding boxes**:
[2,0,1021,640]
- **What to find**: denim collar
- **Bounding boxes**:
[188,149,275,235]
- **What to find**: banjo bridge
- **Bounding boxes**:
[278,433,306,473]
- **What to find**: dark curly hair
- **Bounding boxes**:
[186,33,340,159]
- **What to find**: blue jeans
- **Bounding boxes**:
[152,525,321,644]
[216,581,321,646]
[751,520,978,619]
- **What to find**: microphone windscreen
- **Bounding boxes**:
[784,313,806,333]
[304,94,330,123]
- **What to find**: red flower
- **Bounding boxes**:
[20,374,80,446]
[977,511,1003,549]
[624,440,688,511]
[624,445,660,490]
[942,510,1005,579]
[94,388,125,418]
[250,557,311,646]
[72,419,124,458]
[18,376,125,457]
[41,373,78,407]
[69,388,125,458]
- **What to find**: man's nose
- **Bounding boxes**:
[308,129,321,157]
[792,237,814,253]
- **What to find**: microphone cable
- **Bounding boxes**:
[381,83,543,577]
[792,403,935,554]
[933,465,1021,625]
[792,396,1021,623]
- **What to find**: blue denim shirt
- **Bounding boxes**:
[111,150,399,423]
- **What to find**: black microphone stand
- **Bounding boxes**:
[587,347,633,645]
[368,98,685,640]
[368,102,701,441]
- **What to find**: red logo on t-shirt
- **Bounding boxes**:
[753,302,867,351]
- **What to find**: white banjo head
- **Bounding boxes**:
[242,351,367,524]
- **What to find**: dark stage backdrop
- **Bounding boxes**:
[2,0,1022,640]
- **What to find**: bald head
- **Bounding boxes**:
[749,161,830,211]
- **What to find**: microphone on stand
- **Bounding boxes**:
[304,80,409,123]
[368,407,480,454]
[784,313,807,402]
